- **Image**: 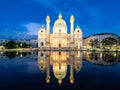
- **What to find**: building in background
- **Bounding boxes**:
[0,40,9,46]
[16,39,38,48]
[83,33,120,49]
[0,39,38,48]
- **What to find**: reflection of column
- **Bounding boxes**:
[70,56,74,84]
[46,55,50,83]
[74,51,82,73]
[38,52,46,73]
[78,42,80,49]
[77,51,80,57]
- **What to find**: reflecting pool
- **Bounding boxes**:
[0,51,120,90]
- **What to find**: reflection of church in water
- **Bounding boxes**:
[38,13,82,49]
[38,51,82,84]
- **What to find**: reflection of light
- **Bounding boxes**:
[46,76,50,83]
[46,79,50,83]
[38,51,83,85]
[52,52,67,61]
[53,57,55,60]
[77,60,80,64]
[100,53,102,58]
[114,53,116,57]
[67,55,69,58]
[77,51,80,57]
[40,60,44,63]
[16,52,18,55]
[58,79,62,85]
[56,56,58,60]
[62,56,64,60]
[70,77,74,84]
[0,52,3,54]
[20,53,23,57]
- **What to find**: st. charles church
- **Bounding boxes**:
[38,13,83,49]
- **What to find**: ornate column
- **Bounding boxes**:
[70,15,75,34]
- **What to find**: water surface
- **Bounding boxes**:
[0,51,120,90]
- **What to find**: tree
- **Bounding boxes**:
[94,39,99,48]
[22,42,27,48]
[4,40,17,49]
[101,38,117,49]
[89,39,99,48]
[89,39,94,48]
[4,41,28,49]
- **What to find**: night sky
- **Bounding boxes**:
[0,0,120,39]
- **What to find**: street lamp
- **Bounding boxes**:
[20,43,22,48]
[16,45,18,49]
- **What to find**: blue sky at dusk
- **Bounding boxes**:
[0,0,120,39]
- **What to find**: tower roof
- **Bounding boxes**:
[75,25,82,33]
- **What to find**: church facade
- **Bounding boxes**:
[38,13,83,49]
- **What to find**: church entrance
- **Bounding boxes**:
[59,43,61,48]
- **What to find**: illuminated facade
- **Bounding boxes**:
[38,13,82,49]
[38,51,82,84]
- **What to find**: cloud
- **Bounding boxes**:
[22,23,43,35]
[33,0,60,13]
[31,0,103,24]
[33,0,87,13]
[0,23,45,39]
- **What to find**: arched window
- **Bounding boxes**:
[59,29,61,33]
[41,42,44,46]
[59,43,61,48]
[41,53,44,57]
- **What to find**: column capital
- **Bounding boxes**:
[70,15,75,22]
[46,15,50,22]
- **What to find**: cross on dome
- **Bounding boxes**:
[58,12,62,19]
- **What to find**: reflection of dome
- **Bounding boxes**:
[53,13,67,33]
[53,63,67,84]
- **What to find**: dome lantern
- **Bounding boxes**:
[58,12,62,19]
